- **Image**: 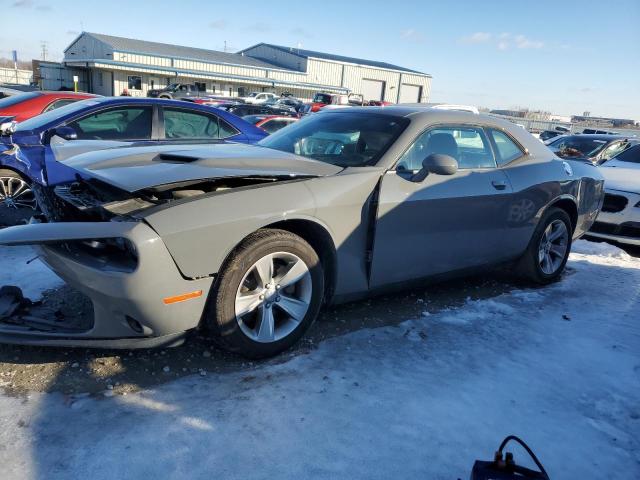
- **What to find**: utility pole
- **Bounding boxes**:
[224,40,227,53]
[12,50,18,83]
[40,41,48,61]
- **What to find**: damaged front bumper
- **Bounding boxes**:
[0,221,214,348]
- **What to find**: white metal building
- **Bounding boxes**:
[57,32,431,102]
[0,66,32,85]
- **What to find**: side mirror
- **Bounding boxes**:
[49,125,78,141]
[412,153,458,182]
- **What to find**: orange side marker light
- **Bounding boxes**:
[163,290,203,305]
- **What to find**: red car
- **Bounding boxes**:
[242,114,299,134]
[0,91,97,123]
[307,92,368,112]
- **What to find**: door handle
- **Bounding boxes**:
[491,180,507,190]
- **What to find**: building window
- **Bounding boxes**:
[97,72,103,87]
[195,82,206,92]
[237,87,246,97]
[128,75,142,90]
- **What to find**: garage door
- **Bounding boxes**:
[361,79,385,101]
[399,84,422,103]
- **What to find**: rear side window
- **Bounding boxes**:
[164,108,238,139]
[164,108,220,139]
[68,106,152,140]
[42,98,80,113]
[397,125,496,171]
[218,118,239,138]
[488,129,524,166]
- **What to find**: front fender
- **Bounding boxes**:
[143,180,320,279]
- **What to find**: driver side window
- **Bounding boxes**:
[67,107,152,140]
[397,125,496,171]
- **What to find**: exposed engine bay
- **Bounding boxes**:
[51,175,296,221]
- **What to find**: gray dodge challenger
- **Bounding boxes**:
[0,107,604,357]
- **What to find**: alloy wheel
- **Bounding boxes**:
[0,176,37,211]
[538,219,569,275]
[235,252,312,343]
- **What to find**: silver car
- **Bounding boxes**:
[0,108,604,357]
[588,144,640,246]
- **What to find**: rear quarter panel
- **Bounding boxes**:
[502,156,603,255]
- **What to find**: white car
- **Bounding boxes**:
[588,143,640,246]
[244,92,278,105]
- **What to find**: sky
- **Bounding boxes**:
[1,0,638,119]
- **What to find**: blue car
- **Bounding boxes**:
[0,97,267,224]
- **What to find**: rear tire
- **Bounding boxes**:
[516,207,572,284]
[205,229,324,358]
[0,169,38,227]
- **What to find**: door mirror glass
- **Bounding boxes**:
[424,153,458,175]
[411,153,458,182]
[51,125,78,141]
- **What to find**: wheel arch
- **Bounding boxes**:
[263,219,337,304]
[0,165,29,181]
[544,196,578,233]
[216,217,338,305]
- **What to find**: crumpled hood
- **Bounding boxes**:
[600,161,640,194]
[63,143,342,192]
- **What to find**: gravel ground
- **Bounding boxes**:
[0,272,515,396]
[1,239,636,398]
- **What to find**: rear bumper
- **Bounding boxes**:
[0,221,214,347]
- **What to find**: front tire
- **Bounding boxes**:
[0,169,38,227]
[205,229,324,358]
[516,207,572,284]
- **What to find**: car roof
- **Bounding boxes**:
[319,106,502,123]
[556,134,628,141]
[318,107,547,151]
[38,91,96,96]
[88,97,227,108]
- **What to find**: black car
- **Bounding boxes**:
[222,103,297,117]
[539,126,570,142]
[547,134,638,164]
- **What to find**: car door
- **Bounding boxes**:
[370,124,514,288]
[45,105,155,185]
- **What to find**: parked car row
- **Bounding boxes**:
[546,134,639,165]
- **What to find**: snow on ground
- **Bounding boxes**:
[0,246,63,300]
[0,240,639,479]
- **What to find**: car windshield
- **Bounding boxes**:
[258,112,408,167]
[611,144,640,164]
[313,93,332,104]
[247,92,258,97]
[550,136,611,158]
[166,83,180,90]
[0,91,41,108]
[15,99,102,131]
